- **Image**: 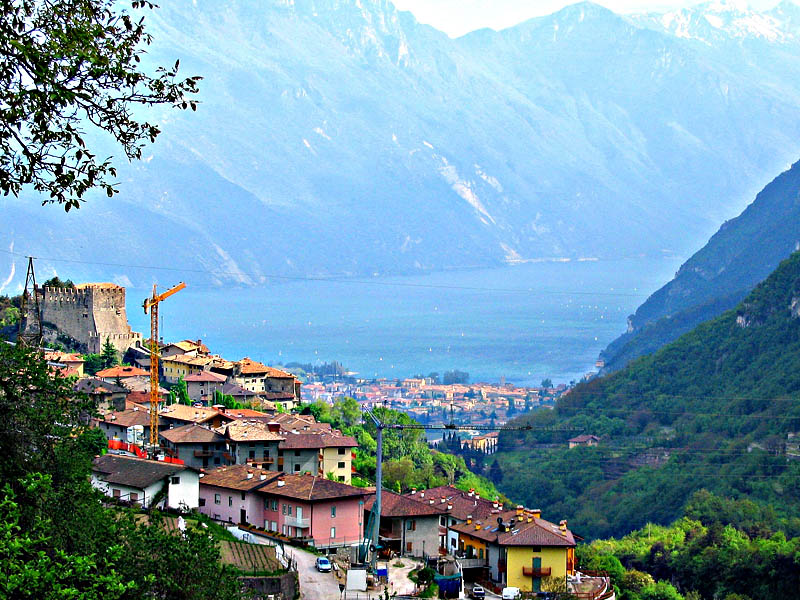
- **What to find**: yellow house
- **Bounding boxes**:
[452,506,575,593]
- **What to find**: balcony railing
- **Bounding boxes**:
[284,516,310,529]
[194,450,212,458]
[458,557,488,569]
[522,566,551,577]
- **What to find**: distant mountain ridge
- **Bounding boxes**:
[601,158,800,372]
[4,0,800,287]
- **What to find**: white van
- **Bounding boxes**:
[501,587,521,600]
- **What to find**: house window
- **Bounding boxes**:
[330,527,336,539]
[130,492,139,502]
[406,542,413,553]
[287,505,292,516]
[171,476,180,485]
[407,520,416,531]
[282,504,287,515]
[338,448,346,455]
[294,464,300,472]
[271,499,278,511]
[331,506,336,518]
[270,521,278,532]
[294,450,300,457]
[214,494,221,505]
[338,461,345,469]
[338,476,344,482]
[112,489,121,498]
[228,496,233,507]
[199,498,206,507]
[440,516,446,526]
[282,525,287,535]
[241,492,246,500]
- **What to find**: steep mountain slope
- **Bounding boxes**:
[601,159,800,372]
[4,0,800,286]
[494,251,800,539]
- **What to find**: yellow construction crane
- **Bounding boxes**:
[143,282,186,450]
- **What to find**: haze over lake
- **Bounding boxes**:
[126,255,682,386]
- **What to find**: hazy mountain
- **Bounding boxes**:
[4,0,800,288]
[601,159,800,373]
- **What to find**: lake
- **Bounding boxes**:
[125,256,682,386]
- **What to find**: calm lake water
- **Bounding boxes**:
[126,256,682,386]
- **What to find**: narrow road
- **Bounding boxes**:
[292,547,342,600]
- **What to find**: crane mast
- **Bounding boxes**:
[143,282,186,450]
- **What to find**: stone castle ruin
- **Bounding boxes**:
[26,283,142,354]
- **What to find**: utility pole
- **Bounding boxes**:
[17,257,42,348]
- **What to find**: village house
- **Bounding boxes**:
[76,378,129,411]
[95,403,156,443]
[198,466,366,549]
[568,434,600,449]
[95,365,149,385]
[450,506,576,593]
[406,486,501,555]
[161,339,210,359]
[160,423,229,469]
[221,382,261,406]
[45,350,85,377]
[219,420,285,470]
[184,370,227,403]
[160,354,215,384]
[364,490,449,558]
[159,403,235,430]
[279,431,358,483]
[91,454,199,510]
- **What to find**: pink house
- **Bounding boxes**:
[198,465,366,549]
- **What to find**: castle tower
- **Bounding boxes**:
[27,283,142,354]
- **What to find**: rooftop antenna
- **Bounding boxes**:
[17,257,42,349]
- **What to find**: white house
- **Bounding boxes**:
[91,454,199,510]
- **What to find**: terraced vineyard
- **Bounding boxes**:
[220,540,283,575]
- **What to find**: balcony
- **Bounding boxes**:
[458,557,488,569]
[284,516,310,529]
[194,450,212,458]
[223,452,235,462]
[522,566,551,577]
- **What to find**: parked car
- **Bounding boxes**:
[471,584,486,599]
[315,557,332,572]
[501,587,521,600]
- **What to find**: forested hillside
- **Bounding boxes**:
[495,252,800,540]
[601,159,800,372]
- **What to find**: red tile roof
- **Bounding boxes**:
[258,473,366,501]
[364,490,448,517]
[199,464,275,491]
[184,371,227,383]
[404,486,500,521]
[450,508,575,548]
[160,423,225,444]
[96,365,149,378]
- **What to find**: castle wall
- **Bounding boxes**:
[31,284,141,353]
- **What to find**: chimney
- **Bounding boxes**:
[267,422,280,433]
[468,489,474,497]
[516,505,524,516]
[474,523,481,530]
[475,494,480,500]
[246,470,254,479]
[559,519,567,533]
[532,509,541,519]
[447,504,453,511]
[277,477,285,487]
[429,499,435,505]
[411,488,417,495]
[420,492,425,499]
[527,516,532,523]
[213,404,225,413]
[199,473,205,478]
[493,502,499,509]
[466,515,472,525]
[260,472,267,480]
[440,497,446,504]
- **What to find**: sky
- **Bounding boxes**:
[390,0,783,37]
